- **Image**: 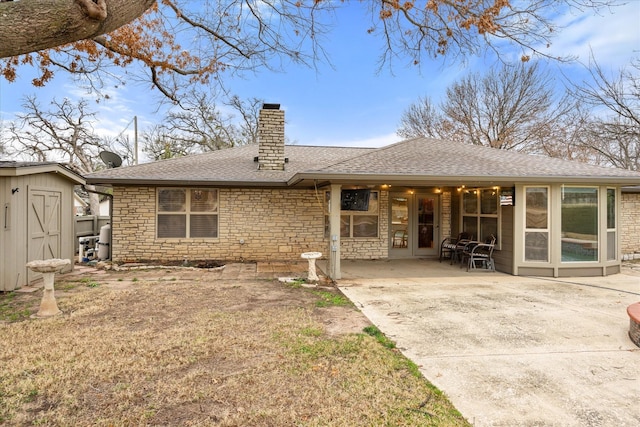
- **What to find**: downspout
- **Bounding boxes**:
[82,185,113,261]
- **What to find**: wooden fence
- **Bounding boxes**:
[75,215,110,238]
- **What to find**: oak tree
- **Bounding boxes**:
[0,0,618,104]
[2,96,123,213]
[568,57,640,170]
[398,62,569,152]
[142,95,263,160]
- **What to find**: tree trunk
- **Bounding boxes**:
[0,0,156,58]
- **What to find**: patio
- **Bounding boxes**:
[326,259,640,426]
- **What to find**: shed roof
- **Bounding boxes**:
[85,138,640,187]
[0,161,85,184]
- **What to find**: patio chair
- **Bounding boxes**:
[465,234,497,272]
[440,232,472,263]
[392,229,408,248]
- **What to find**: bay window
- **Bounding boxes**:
[561,187,598,262]
[524,187,549,262]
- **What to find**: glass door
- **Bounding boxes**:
[390,193,439,257]
[390,195,410,256]
[415,194,438,256]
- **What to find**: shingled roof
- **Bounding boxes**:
[85,138,640,187]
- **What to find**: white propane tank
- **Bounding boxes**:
[97,224,111,260]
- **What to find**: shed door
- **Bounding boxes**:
[28,189,62,280]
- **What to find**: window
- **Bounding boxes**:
[561,187,598,262]
[461,188,499,242]
[607,188,616,261]
[325,191,379,238]
[524,187,549,262]
[157,188,218,238]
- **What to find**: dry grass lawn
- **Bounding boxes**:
[0,265,470,426]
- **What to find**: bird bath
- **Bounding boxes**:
[26,258,71,317]
[301,252,322,282]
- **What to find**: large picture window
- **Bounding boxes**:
[157,188,218,238]
[325,191,379,238]
[561,187,598,262]
[524,187,549,262]
[461,188,499,243]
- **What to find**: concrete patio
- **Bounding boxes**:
[324,259,640,426]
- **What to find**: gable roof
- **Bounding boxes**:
[0,161,85,185]
[85,138,640,187]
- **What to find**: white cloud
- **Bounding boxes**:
[545,2,640,67]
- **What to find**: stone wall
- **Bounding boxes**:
[340,191,389,259]
[257,107,285,171]
[621,192,640,259]
[111,186,390,263]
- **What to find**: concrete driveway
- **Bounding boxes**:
[331,260,640,427]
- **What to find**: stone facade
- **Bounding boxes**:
[111,186,390,264]
[257,107,285,171]
[620,192,640,259]
[340,191,389,260]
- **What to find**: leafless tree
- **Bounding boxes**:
[398,62,570,152]
[4,96,118,213]
[142,94,263,160]
[568,57,640,170]
[0,1,620,105]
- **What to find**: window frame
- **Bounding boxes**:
[460,188,500,245]
[324,190,379,238]
[523,186,550,263]
[156,188,219,239]
[560,186,599,263]
[606,188,617,261]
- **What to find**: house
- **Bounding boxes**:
[621,186,640,259]
[1,162,84,291]
[85,104,640,279]
[73,192,88,215]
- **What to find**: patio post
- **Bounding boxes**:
[328,183,342,279]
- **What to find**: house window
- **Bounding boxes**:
[157,188,218,238]
[561,187,598,262]
[607,188,616,261]
[524,187,549,262]
[461,188,499,242]
[325,191,379,238]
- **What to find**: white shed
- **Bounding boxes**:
[0,162,85,291]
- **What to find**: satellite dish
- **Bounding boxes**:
[99,151,123,168]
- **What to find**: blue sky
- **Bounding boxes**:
[1,1,639,160]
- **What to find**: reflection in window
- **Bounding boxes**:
[524,187,548,262]
[561,187,598,262]
[607,189,616,261]
[325,191,379,238]
[463,191,477,214]
[157,189,218,238]
[461,189,499,242]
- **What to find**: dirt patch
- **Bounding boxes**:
[0,265,469,426]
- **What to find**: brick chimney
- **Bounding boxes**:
[257,103,285,171]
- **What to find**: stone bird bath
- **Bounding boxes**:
[26,258,71,317]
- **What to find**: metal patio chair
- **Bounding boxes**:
[465,234,497,272]
[440,231,472,263]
